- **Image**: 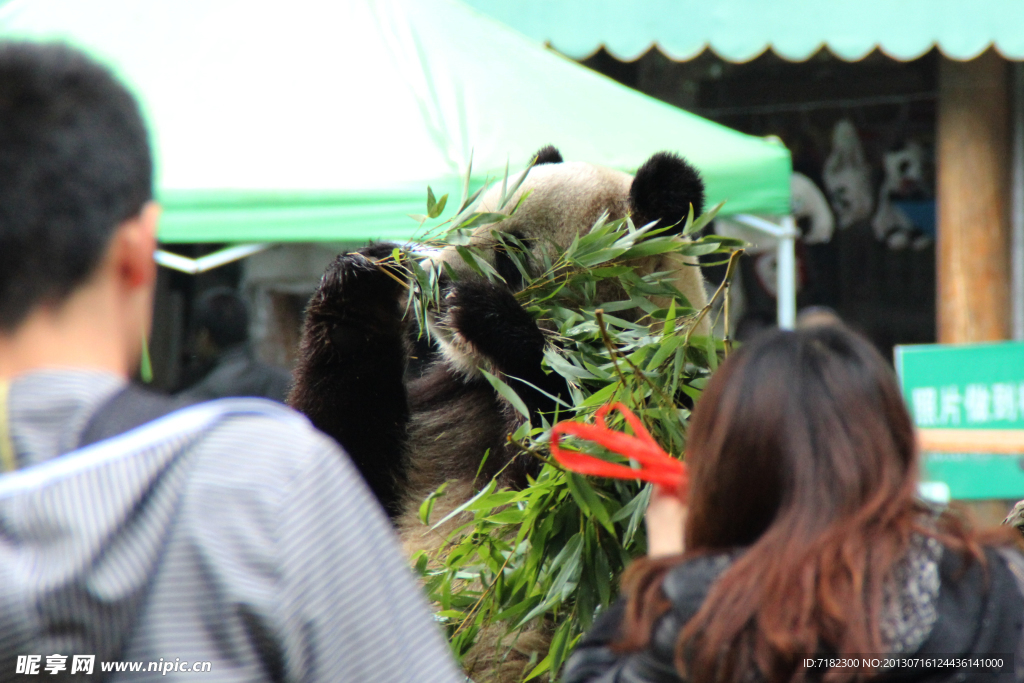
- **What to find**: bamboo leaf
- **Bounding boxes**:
[431,480,495,530]
[620,239,686,260]
[648,335,683,369]
[497,159,510,209]
[488,508,526,525]
[680,241,725,257]
[427,190,448,219]
[459,150,473,210]
[705,333,719,371]
[594,544,612,604]
[140,330,153,383]
[467,490,520,510]
[684,200,725,236]
[480,368,531,421]
[625,484,652,545]
[544,348,598,381]
[580,382,618,407]
[412,550,429,576]
[500,160,536,212]
[459,212,509,229]
[566,473,616,534]
[664,299,678,336]
[419,482,448,525]
[574,247,629,268]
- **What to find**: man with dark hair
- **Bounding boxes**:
[0,42,154,334]
[0,42,461,683]
[181,287,292,402]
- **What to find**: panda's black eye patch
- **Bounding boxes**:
[493,231,531,290]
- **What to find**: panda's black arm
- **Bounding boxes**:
[448,280,570,426]
[288,247,411,517]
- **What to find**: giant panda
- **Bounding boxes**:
[287,146,708,679]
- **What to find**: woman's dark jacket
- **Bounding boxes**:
[563,542,1024,683]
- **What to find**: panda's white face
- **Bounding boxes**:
[433,161,634,286]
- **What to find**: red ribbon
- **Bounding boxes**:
[550,403,688,495]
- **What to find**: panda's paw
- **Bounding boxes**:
[305,243,410,355]
[442,279,545,371]
[309,244,408,313]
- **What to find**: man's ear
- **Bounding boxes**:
[116,201,160,290]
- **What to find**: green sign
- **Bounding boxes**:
[895,341,1024,500]
[896,341,1024,429]
[892,342,1024,501]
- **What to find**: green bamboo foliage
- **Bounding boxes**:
[386,163,743,681]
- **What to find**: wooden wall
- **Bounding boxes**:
[937,51,1011,343]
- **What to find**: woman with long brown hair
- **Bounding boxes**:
[563,325,1024,683]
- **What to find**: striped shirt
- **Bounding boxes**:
[0,370,463,683]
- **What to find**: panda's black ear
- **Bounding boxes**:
[630,152,705,233]
[533,145,563,165]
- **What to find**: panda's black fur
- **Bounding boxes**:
[288,243,412,516]
[533,144,564,165]
[631,151,705,229]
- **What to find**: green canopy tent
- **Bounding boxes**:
[461,0,1024,63]
[0,0,791,248]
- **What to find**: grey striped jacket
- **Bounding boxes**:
[0,370,463,683]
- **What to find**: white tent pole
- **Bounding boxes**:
[776,215,798,330]
[731,213,789,238]
[1012,62,1024,341]
[154,243,271,275]
[152,249,198,274]
[730,214,799,330]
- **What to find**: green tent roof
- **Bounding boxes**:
[0,0,790,244]
[463,0,1024,63]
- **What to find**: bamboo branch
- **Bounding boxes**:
[350,251,412,290]
[595,310,676,413]
[723,279,732,357]
[684,248,744,348]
